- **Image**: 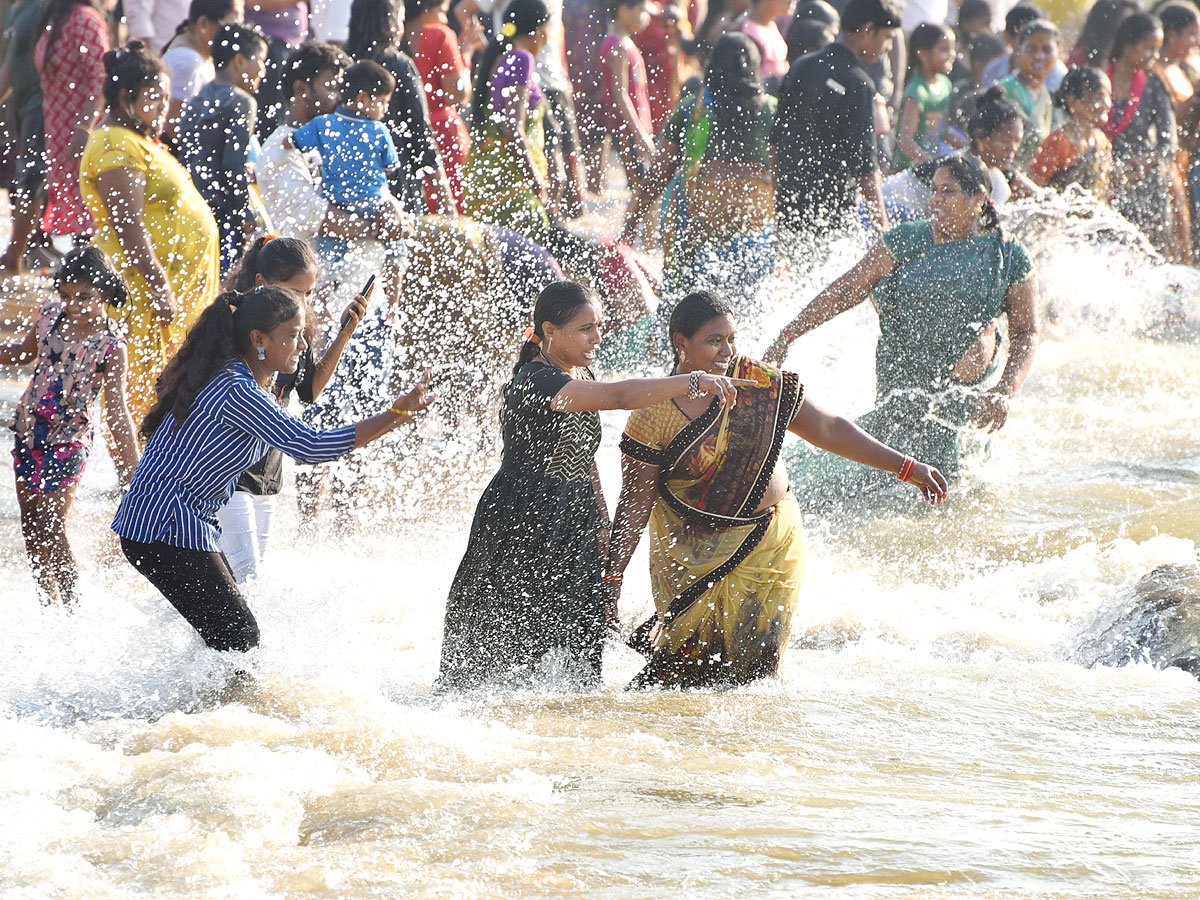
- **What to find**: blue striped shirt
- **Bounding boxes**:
[112,360,357,551]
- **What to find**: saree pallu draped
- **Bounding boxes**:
[621,356,806,688]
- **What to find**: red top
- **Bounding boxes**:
[413,23,469,115]
[599,33,652,136]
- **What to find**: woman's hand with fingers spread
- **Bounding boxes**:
[392,368,437,416]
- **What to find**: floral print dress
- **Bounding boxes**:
[11,299,123,493]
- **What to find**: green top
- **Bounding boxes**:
[893,73,952,169]
[661,92,777,168]
[874,220,1033,396]
[997,72,1052,169]
[2,0,43,120]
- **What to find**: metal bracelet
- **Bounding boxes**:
[687,370,703,400]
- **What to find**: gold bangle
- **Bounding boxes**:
[388,406,413,419]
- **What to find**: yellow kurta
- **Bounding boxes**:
[623,401,807,687]
[79,125,220,426]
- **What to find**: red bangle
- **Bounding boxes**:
[897,456,915,483]
[603,573,623,583]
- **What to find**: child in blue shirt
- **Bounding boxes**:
[288,60,409,302]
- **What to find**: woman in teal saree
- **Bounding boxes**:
[765,155,1039,494]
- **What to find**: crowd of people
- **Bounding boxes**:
[0,0,1191,691]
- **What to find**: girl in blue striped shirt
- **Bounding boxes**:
[112,285,434,653]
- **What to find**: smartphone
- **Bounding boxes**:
[342,274,376,330]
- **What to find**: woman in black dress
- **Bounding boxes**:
[437,282,751,690]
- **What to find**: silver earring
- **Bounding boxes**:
[257,345,266,360]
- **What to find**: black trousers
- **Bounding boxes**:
[120,538,260,653]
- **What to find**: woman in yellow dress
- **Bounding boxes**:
[79,42,220,426]
[606,292,948,689]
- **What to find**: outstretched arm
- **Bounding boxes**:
[789,395,947,503]
[764,241,896,364]
[551,372,752,413]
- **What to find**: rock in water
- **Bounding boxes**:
[1075,565,1200,677]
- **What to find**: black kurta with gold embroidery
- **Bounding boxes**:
[438,361,604,690]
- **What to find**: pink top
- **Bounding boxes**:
[14,298,123,451]
[741,19,789,82]
[599,34,651,135]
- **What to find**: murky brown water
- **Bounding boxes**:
[1,203,1199,898]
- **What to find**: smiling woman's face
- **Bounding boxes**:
[255,310,308,375]
[674,314,737,375]
[544,300,604,369]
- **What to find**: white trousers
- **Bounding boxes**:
[216,491,276,584]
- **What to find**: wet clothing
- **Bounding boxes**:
[11,299,122,493]
[112,359,356,553]
[438,361,605,690]
[620,357,807,689]
[120,537,259,652]
[660,92,778,313]
[235,346,316,497]
[1106,67,1178,255]
[463,49,551,240]
[786,221,1034,490]
[773,42,877,234]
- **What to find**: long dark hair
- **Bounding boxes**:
[512,281,596,375]
[56,245,129,309]
[38,0,98,62]
[469,0,552,129]
[1074,0,1137,66]
[668,291,733,371]
[705,33,766,141]
[225,236,320,343]
[1110,12,1162,63]
[141,287,301,438]
[936,154,1000,232]
[347,0,403,60]
[102,42,167,137]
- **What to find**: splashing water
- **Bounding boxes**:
[1,192,1199,897]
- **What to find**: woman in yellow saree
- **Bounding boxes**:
[606,292,949,689]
